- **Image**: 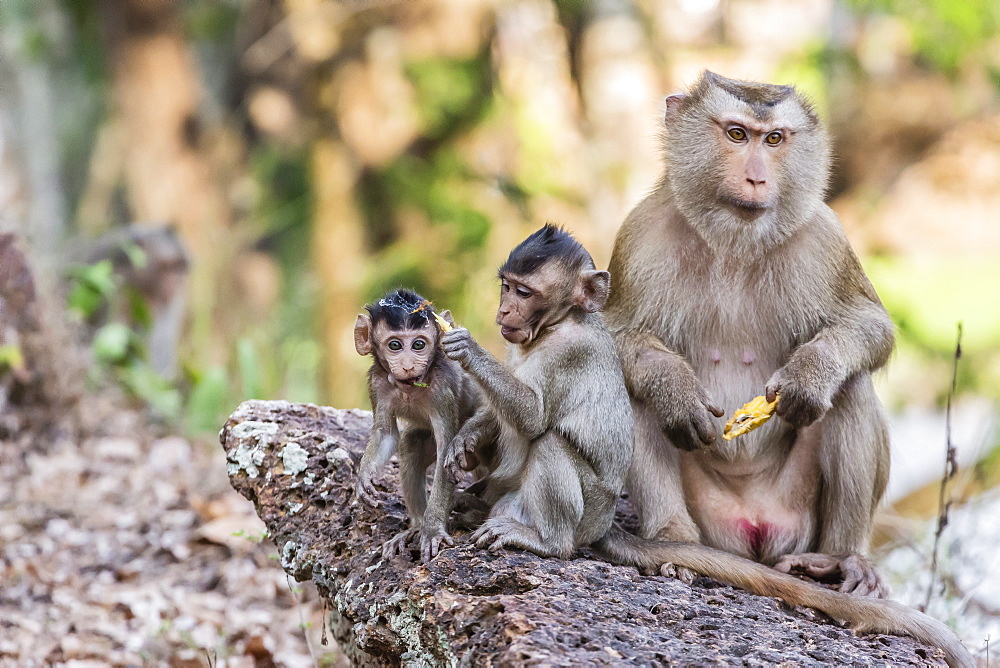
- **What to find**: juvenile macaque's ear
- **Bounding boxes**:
[664,94,686,124]
[439,310,456,328]
[354,314,373,355]
[576,270,610,313]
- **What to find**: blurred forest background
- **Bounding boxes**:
[1,0,999,663]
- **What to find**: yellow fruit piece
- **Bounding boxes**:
[431,312,452,333]
[722,395,778,441]
[410,299,453,332]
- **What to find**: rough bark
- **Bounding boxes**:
[220,399,946,666]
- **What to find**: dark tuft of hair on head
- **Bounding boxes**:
[365,288,433,330]
[499,224,594,278]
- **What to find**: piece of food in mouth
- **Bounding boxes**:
[722,395,779,441]
[412,382,429,388]
[410,299,453,332]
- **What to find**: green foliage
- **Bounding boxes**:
[67,260,116,318]
[866,256,1000,401]
[0,344,25,374]
[405,53,494,140]
[186,365,229,433]
[847,0,1000,74]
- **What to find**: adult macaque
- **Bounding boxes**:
[604,71,894,596]
[443,226,971,668]
[354,289,478,561]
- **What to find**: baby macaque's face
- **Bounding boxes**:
[374,321,436,384]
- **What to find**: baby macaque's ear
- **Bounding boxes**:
[354,314,373,355]
[439,310,456,328]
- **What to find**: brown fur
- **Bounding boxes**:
[601,71,971,666]
[354,293,479,562]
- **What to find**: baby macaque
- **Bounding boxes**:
[354,288,479,561]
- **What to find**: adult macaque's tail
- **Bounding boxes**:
[593,525,973,668]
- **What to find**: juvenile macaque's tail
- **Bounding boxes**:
[593,525,973,668]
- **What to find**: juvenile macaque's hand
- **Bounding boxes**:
[643,349,724,450]
[765,346,837,428]
[355,465,380,507]
[441,327,478,368]
[444,431,480,484]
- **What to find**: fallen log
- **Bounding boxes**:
[220,399,945,666]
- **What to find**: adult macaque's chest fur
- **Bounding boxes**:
[636,216,828,411]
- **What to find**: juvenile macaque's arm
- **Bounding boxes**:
[441,328,545,440]
[355,403,399,506]
[444,405,499,483]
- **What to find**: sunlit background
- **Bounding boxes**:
[1,0,998,652]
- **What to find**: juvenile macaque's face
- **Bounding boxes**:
[374,322,437,384]
[496,272,548,344]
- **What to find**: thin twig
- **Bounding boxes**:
[287,574,318,668]
[922,323,962,612]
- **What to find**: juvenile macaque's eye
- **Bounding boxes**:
[516,287,532,298]
[412,340,426,351]
[387,340,403,351]
[726,127,747,141]
[501,281,510,292]
[765,131,783,145]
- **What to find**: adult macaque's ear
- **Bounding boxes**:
[439,309,456,328]
[576,270,610,313]
[664,94,686,124]
[354,314,373,355]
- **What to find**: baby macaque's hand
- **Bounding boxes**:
[355,465,380,507]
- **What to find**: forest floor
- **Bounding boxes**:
[0,392,347,667]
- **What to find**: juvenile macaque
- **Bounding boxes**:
[604,71,894,594]
[354,289,479,561]
[443,226,972,667]
[442,225,632,557]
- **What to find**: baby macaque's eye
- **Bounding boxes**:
[388,339,403,351]
[412,340,426,351]
[516,287,532,298]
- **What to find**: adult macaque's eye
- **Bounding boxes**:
[726,126,747,141]
[388,340,403,351]
[412,340,426,351]
[765,131,783,145]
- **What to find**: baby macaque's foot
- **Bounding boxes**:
[382,527,419,560]
[773,552,890,598]
[419,524,454,562]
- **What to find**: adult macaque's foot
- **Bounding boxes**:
[774,552,890,598]
[658,562,696,584]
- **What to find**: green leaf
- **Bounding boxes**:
[92,323,133,364]
[186,365,229,433]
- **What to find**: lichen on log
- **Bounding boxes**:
[220,399,946,666]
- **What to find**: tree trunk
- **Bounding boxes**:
[220,399,946,666]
